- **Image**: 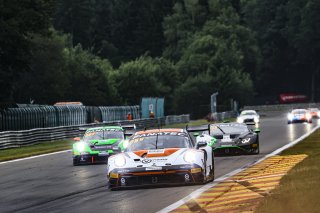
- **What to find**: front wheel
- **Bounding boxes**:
[73,158,79,166]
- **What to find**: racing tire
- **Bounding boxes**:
[73,159,79,166]
[251,137,260,155]
[287,121,291,124]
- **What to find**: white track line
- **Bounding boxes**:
[0,149,71,165]
[157,124,320,213]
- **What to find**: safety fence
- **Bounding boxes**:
[0,117,167,149]
[243,103,320,112]
[0,105,140,131]
[165,114,190,125]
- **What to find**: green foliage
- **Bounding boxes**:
[63,44,116,105]
[112,56,178,111]
[0,0,55,104]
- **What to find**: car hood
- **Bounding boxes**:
[88,138,121,146]
[239,115,259,119]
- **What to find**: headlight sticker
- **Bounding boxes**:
[241,138,251,144]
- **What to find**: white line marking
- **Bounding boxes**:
[157,124,320,213]
[0,149,71,165]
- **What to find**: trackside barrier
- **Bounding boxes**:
[0,115,191,149]
[99,106,140,122]
[165,115,190,125]
[243,103,320,112]
[0,105,141,131]
[209,111,237,121]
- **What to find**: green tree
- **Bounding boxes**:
[64,45,116,105]
[14,31,70,104]
[0,0,54,106]
[112,56,178,109]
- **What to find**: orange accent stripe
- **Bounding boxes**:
[133,148,180,157]
[133,150,148,157]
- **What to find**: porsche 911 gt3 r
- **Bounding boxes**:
[287,109,312,124]
[107,128,214,189]
[72,125,135,165]
[196,123,260,155]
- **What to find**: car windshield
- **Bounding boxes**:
[83,130,124,141]
[126,132,191,151]
[210,124,249,135]
[292,110,306,114]
[240,111,257,115]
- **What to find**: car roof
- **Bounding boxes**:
[135,128,184,135]
[241,110,257,113]
[292,109,307,112]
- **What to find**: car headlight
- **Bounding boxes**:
[184,151,196,163]
[254,117,259,123]
[237,117,243,123]
[306,113,312,120]
[122,140,129,149]
[114,155,126,167]
[76,142,86,152]
[241,138,251,144]
[287,113,293,120]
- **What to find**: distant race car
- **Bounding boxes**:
[196,123,260,155]
[307,108,320,118]
[237,110,260,125]
[72,125,135,166]
[107,128,214,189]
[287,109,312,124]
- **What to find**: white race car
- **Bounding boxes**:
[237,110,260,125]
[107,128,214,189]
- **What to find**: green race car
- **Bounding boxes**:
[72,125,134,165]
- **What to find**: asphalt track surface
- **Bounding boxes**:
[1,112,319,213]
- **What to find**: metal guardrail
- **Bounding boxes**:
[208,111,237,121]
[165,114,190,125]
[243,103,320,112]
[0,115,189,150]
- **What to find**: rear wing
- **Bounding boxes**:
[124,129,136,138]
[120,124,136,130]
[186,124,210,135]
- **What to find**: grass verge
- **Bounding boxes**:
[0,139,73,162]
[255,129,320,212]
[0,119,221,162]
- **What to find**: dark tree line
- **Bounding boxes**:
[1,0,320,117]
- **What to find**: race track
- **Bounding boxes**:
[1,112,319,213]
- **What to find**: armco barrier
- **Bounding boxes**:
[243,103,320,112]
[0,116,173,149]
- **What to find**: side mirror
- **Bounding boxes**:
[196,141,207,149]
[73,137,81,141]
[254,128,261,133]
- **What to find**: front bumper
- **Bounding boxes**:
[214,143,258,155]
[73,154,111,165]
[108,164,204,189]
